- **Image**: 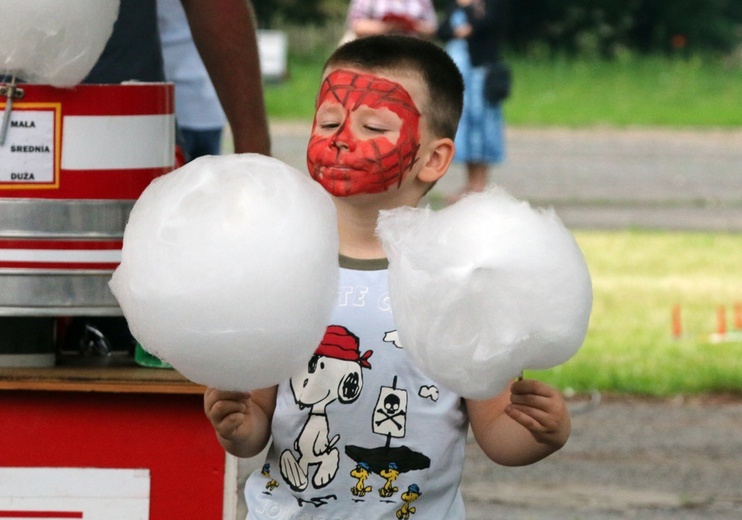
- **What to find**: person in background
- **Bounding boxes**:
[157,0,227,160]
[438,0,508,199]
[69,0,270,355]
[343,0,438,42]
[85,0,270,156]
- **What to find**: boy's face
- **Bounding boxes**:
[307,68,422,197]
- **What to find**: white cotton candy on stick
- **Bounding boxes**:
[110,154,340,391]
[1,0,119,87]
[376,187,592,400]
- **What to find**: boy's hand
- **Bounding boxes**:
[504,378,571,450]
[204,386,276,458]
[204,388,255,443]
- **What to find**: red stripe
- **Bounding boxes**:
[0,239,123,270]
[0,83,174,200]
[0,167,168,199]
[3,83,174,116]
[0,261,118,270]
[0,512,83,518]
[0,239,123,250]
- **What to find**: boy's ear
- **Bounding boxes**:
[417,137,456,184]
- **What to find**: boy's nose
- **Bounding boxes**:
[331,122,357,152]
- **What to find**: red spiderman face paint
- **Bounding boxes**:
[306,69,421,197]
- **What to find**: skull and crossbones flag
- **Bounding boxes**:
[373,385,408,438]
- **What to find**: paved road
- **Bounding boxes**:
[462,395,742,519]
[270,122,742,232]
[260,123,742,519]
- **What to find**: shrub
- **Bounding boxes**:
[504,0,742,56]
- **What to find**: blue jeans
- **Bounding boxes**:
[446,39,505,164]
[181,127,223,161]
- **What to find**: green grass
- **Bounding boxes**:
[507,55,742,127]
[264,54,326,120]
[264,53,742,126]
[527,230,742,397]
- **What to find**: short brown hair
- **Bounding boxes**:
[324,35,464,140]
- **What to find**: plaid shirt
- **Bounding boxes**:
[346,0,438,25]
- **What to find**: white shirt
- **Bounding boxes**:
[157,0,226,130]
[244,258,469,519]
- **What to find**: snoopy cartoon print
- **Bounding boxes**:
[280,325,373,492]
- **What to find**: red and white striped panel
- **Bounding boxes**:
[0,238,122,270]
[0,83,175,200]
[0,512,82,519]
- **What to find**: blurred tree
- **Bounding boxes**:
[256,0,742,55]
[253,0,346,27]
[507,0,742,56]
[629,0,742,53]
[507,0,640,57]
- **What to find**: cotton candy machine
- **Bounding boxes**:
[0,82,175,316]
[0,82,175,364]
[0,0,176,364]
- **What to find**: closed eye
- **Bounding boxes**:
[364,125,388,134]
[314,101,345,133]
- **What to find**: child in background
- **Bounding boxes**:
[344,0,438,41]
[204,35,570,519]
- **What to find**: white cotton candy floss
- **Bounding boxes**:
[376,187,592,400]
[1,0,119,86]
[110,154,340,391]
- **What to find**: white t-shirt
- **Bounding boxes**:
[244,257,469,519]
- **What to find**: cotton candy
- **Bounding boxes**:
[376,187,592,399]
[1,0,119,87]
[110,154,340,391]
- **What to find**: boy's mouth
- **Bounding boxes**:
[317,165,359,175]
[313,164,368,183]
[312,165,392,196]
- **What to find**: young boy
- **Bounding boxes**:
[205,35,570,519]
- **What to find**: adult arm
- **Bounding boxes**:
[180,0,271,155]
[436,0,466,41]
[462,0,498,35]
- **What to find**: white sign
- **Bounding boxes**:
[0,108,56,185]
[61,114,175,170]
[0,467,150,520]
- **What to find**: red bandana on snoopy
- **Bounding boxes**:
[316,325,373,369]
[306,69,421,197]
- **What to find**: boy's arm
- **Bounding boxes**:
[466,379,571,467]
[204,386,277,458]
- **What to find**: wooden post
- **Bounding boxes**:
[716,306,727,336]
[671,305,682,339]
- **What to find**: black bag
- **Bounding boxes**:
[484,62,512,104]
